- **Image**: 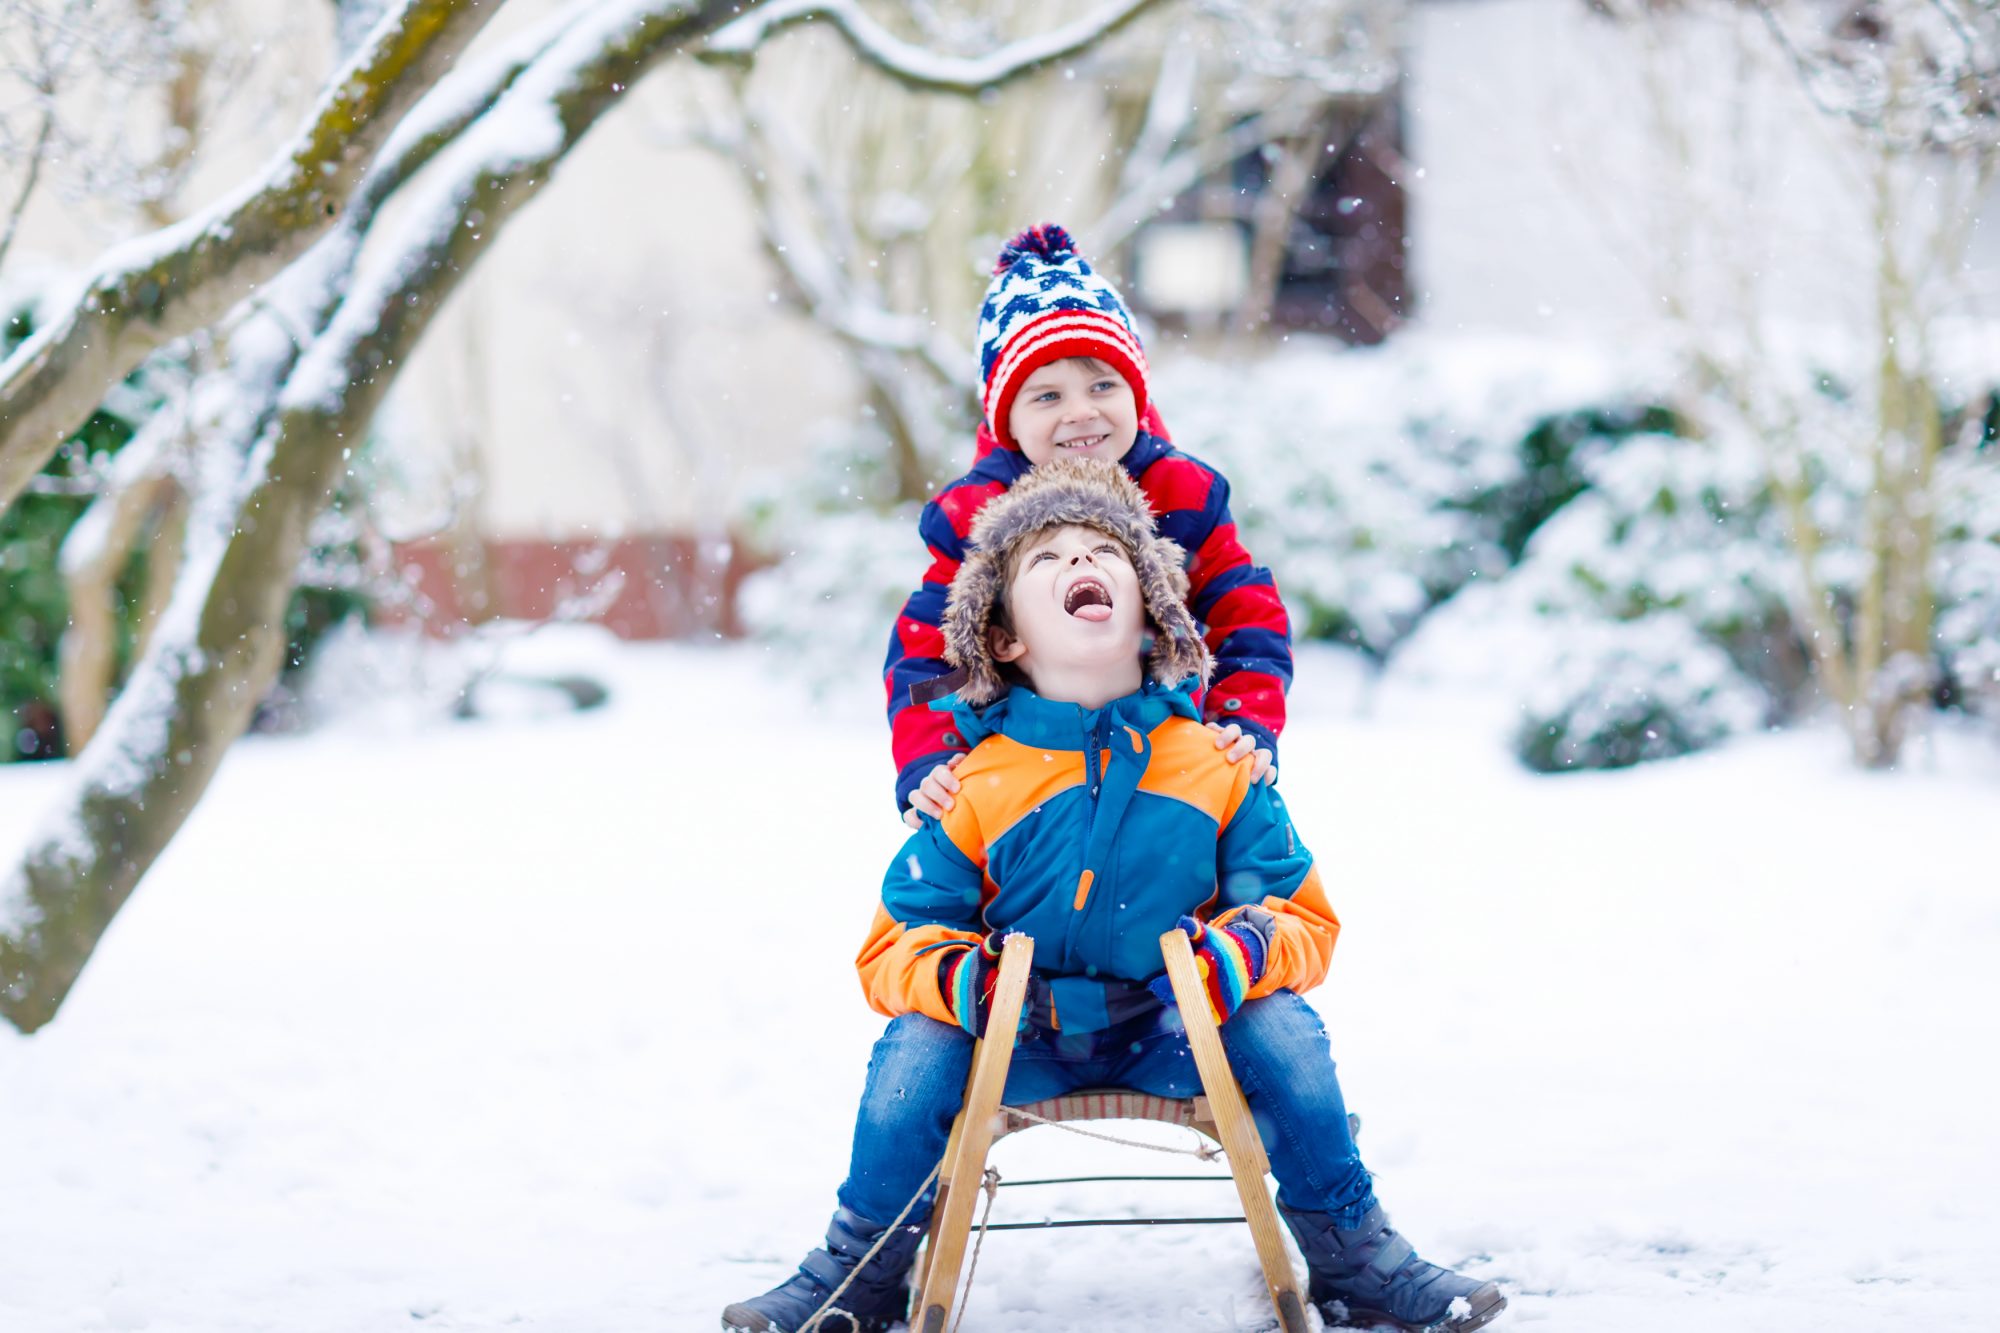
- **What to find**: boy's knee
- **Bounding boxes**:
[875,1012,974,1067]
[884,1011,967,1042]
[1223,989,1333,1069]
[859,1013,974,1124]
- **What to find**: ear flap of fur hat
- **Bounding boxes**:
[939,458,1213,708]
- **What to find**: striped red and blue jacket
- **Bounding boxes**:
[883,418,1292,811]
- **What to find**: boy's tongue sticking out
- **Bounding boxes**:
[997,522,1146,705]
[1063,574,1114,622]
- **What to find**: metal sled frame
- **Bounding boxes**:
[910,931,1309,1333]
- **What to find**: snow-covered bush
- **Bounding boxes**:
[1934,430,2000,719]
[1,278,165,760]
[1156,333,1673,655]
[735,329,2000,773]
[1501,361,2000,764]
[737,334,1676,685]
[1514,614,1770,772]
[1495,396,1877,771]
[1504,429,1807,702]
[738,507,918,687]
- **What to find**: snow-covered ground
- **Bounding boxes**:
[3,636,1996,1333]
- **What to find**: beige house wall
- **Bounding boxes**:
[382,59,858,540]
[1405,0,2000,338]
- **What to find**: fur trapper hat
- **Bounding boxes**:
[939,458,1212,707]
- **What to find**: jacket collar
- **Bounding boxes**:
[933,676,1201,751]
[1117,431,1171,475]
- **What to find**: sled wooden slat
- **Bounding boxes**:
[997,1089,1217,1140]
[910,1081,973,1300]
[1160,927,1308,1333]
[914,933,1034,1333]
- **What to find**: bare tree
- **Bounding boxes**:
[1583,0,2000,767]
[0,0,271,250]
[0,0,83,272]
[55,377,191,751]
[0,0,503,514]
[0,0,1167,1034]
[680,0,1398,499]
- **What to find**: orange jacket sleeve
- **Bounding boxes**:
[855,816,987,1023]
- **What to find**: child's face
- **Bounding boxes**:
[1006,358,1140,466]
[991,524,1146,693]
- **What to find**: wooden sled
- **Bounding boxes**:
[911,930,1309,1333]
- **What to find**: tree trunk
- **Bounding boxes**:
[0,0,745,1035]
[57,467,181,754]
[1233,114,1335,340]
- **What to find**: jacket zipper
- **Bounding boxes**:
[1063,710,1104,969]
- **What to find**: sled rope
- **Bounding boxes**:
[1003,1103,1223,1161]
[797,1158,943,1333]
[949,1167,1003,1333]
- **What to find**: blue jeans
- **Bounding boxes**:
[835,991,1378,1228]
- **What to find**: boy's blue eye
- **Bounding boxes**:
[1092,381,1115,392]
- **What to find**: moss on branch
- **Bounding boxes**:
[0,0,501,518]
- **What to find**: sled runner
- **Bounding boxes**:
[911,930,1310,1333]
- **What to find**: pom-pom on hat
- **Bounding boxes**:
[976,224,1150,452]
[940,457,1210,707]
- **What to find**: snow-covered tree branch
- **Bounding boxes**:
[701,0,1167,92]
[690,0,1399,496]
[0,0,502,515]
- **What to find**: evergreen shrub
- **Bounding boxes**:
[1,293,369,758]
[1514,615,1769,772]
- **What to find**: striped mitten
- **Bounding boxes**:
[937,932,1008,1038]
[1150,908,1274,1025]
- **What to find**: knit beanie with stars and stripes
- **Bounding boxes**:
[976,223,1150,453]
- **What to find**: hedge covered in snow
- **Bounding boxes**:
[740,330,2000,771]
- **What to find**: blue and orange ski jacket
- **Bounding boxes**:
[857,678,1338,1035]
[883,425,1293,812]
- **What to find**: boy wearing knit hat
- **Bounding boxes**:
[886,224,1293,826]
[724,461,1506,1333]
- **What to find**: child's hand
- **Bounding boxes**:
[1206,722,1277,785]
[1150,909,1275,1026]
[903,755,966,828]
[937,932,1031,1039]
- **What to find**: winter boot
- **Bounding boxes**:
[720,1206,925,1333]
[1281,1202,1506,1333]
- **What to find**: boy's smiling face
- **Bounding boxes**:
[990,523,1146,706]
[1006,357,1140,466]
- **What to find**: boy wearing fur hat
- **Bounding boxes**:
[724,461,1505,1333]
[887,224,1292,826]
